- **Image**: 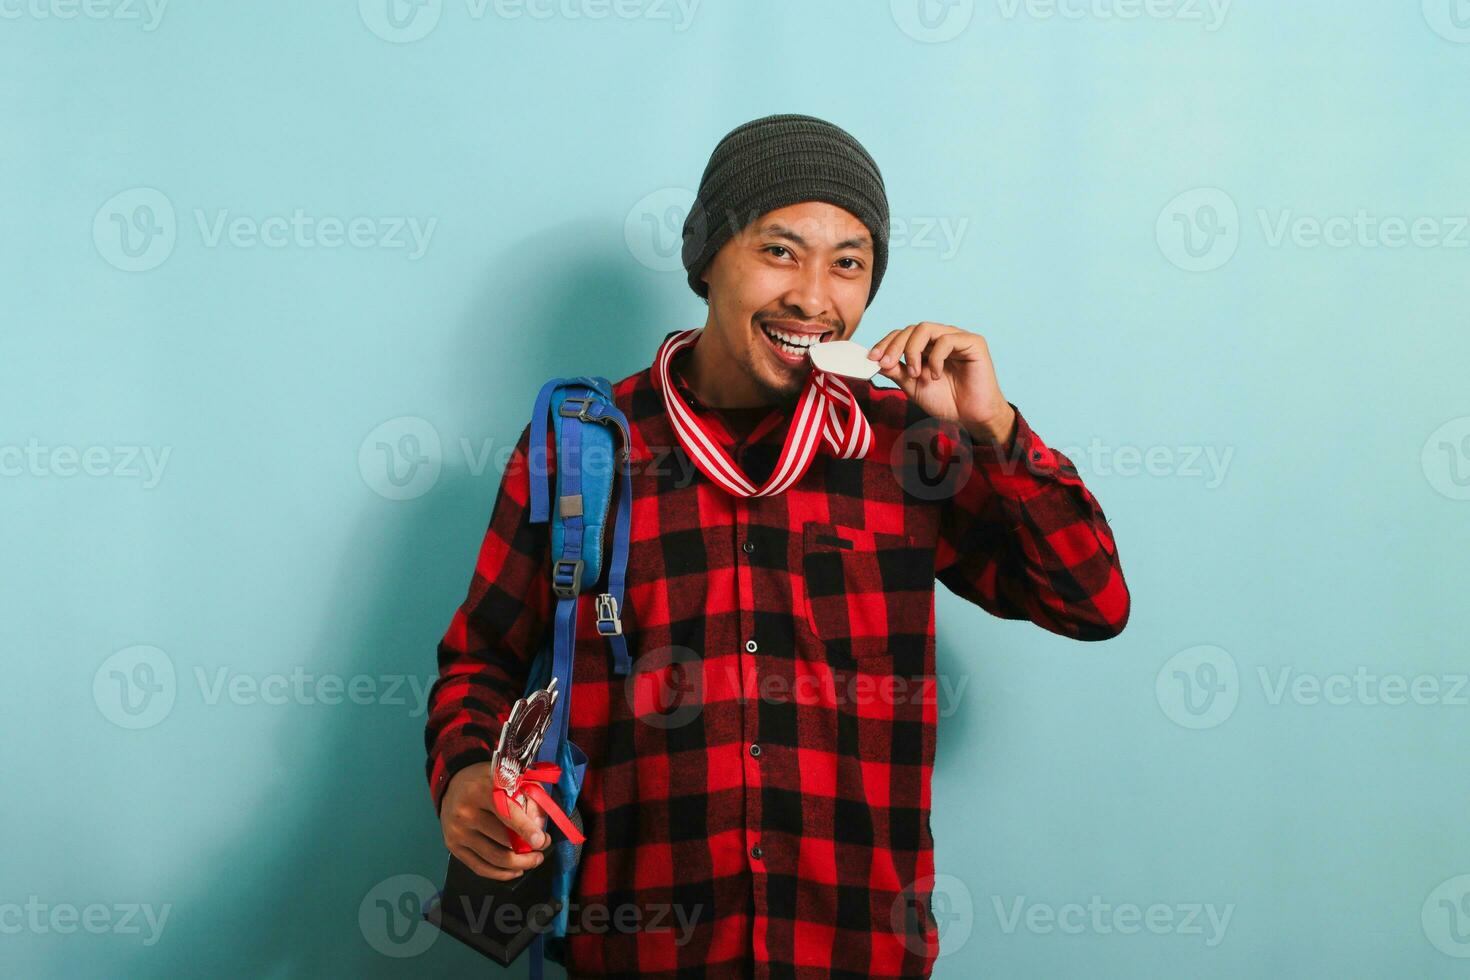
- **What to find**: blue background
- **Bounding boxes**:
[4,1,1469,976]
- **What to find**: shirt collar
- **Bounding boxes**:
[667,344,707,411]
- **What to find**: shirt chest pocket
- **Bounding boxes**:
[800,521,933,674]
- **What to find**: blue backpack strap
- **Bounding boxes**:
[523,376,634,980]
[528,377,634,677]
[530,381,593,764]
[573,392,634,678]
[527,378,560,524]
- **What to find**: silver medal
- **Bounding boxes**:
[809,339,878,380]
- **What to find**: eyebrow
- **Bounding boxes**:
[757,222,872,252]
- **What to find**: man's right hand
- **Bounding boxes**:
[439,761,553,881]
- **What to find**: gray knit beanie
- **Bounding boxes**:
[682,113,890,307]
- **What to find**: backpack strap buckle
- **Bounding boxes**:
[551,558,583,599]
[594,594,622,636]
[558,395,595,421]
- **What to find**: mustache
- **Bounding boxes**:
[755,314,843,333]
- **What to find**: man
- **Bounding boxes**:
[425,113,1130,978]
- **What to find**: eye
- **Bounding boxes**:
[835,257,863,271]
[763,244,793,259]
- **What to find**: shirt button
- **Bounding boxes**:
[1031,450,1042,460]
[745,639,758,653]
[749,743,761,757]
[742,540,755,554]
[750,845,763,860]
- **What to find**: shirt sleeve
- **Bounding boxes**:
[423,421,554,811]
[934,403,1131,641]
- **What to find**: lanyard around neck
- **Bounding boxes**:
[655,327,873,497]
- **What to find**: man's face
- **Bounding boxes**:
[699,200,874,405]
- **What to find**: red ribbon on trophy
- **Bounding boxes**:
[491,761,586,853]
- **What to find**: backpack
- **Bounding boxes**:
[523,376,634,976]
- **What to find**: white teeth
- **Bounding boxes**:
[761,325,826,353]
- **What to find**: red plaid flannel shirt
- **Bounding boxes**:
[425,334,1130,978]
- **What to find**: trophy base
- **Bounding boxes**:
[423,853,562,966]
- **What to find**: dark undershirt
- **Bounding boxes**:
[671,352,787,482]
[707,404,785,485]
[709,404,778,443]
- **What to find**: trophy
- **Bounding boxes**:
[424,677,572,965]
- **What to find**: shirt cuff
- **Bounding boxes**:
[428,735,496,813]
[968,403,1063,502]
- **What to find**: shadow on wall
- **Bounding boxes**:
[932,630,985,781]
[110,241,676,978]
[450,220,687,419]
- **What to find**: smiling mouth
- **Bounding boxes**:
[758,322,835,361]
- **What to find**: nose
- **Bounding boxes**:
[782,260,831,326]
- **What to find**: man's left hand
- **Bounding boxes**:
[867,322,1017,447]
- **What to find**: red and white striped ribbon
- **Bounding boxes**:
[655,327,873,497]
